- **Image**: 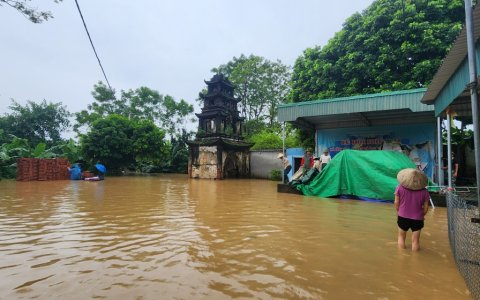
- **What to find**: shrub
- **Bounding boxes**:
[270,169,282,181]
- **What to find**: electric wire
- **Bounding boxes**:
[74,0,113,91]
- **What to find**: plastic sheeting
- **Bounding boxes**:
[297,150,417,201]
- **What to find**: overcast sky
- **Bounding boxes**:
[0,0,374,125]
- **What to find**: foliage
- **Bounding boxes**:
[248,127,301,150]
[270,169,282,181]
[80,115,167,173]
[211,54,291,129]
[0,137,27,178]
[297,127,316,151]
[1,99,70,147]
[58,139,83,163]
[0,0,62,23]
[0,136,67,178]
[75,82,195,138]
[289,0,465,102]
[164,129,193,173]
[244,119,267,139]
[443,124,474,146]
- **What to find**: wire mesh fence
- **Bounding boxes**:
[446,190,480,300]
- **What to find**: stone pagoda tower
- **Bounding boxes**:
[187,74,253,179]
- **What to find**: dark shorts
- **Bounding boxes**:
[397,216,424,232]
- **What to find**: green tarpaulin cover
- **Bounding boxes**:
[297,150,417,201]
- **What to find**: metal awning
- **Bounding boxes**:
[278,88,434,129]
[421,3,480,118]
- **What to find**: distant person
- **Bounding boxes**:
[277,153,291,183]
[300,149,314,175]
[395,168,430,251]
[67,163,82,180]
[442,152,458,186]
[313,157,321,171]
[319,149,332,170]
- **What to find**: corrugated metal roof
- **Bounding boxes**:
[421,3,480,107]
[278,88,430,123]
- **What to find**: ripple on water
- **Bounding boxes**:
[0,177,472,299]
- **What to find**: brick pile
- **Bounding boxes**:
[16,158,71,181]
[16,158,39,181]
[55,159,70,180]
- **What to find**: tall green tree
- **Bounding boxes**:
[290,0,465,102]
[211,54,291,129]
[1,99,70,147]
[75,82,194,137]
[80,115,167,173]
[0,0,63,23]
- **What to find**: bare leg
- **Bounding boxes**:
[397,228,407,249]
[411,230,421,251]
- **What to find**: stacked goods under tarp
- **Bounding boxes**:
[16,158,70,181]
[297,150,417,201]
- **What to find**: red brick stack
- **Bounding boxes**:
[37,159,49,181]
[55,159,70,180]
[16,158,70,181]
[16,158,39,181]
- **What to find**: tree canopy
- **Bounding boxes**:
[211,54,291,128]
[75,81,194,138]
[0,99,70,146]
[290,0,465,102]
[0,0,62,23]
[80,115,167,173]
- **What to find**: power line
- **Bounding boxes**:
[74,0,113,91]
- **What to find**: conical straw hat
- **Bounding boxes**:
[277,153,284,159]
[397,168,428,190]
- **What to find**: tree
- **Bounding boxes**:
[80,115,167,173]
[248,126,301,150]
[290,0,465,102]
[165,129,193,173]
[1,99,71,147]
[0,0,63,23]
[0,137,29,178]
[211,54,291,129]
[75,82,194,137]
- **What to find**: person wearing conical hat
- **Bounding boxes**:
[394,168,430,251]
[277,153,291,183]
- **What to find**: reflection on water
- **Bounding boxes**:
[0,176,471,299]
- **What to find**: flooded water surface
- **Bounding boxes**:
[0,176,471,299]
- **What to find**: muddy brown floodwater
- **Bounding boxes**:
[0,175,472,299]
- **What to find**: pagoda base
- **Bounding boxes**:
[187,137,253,179]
